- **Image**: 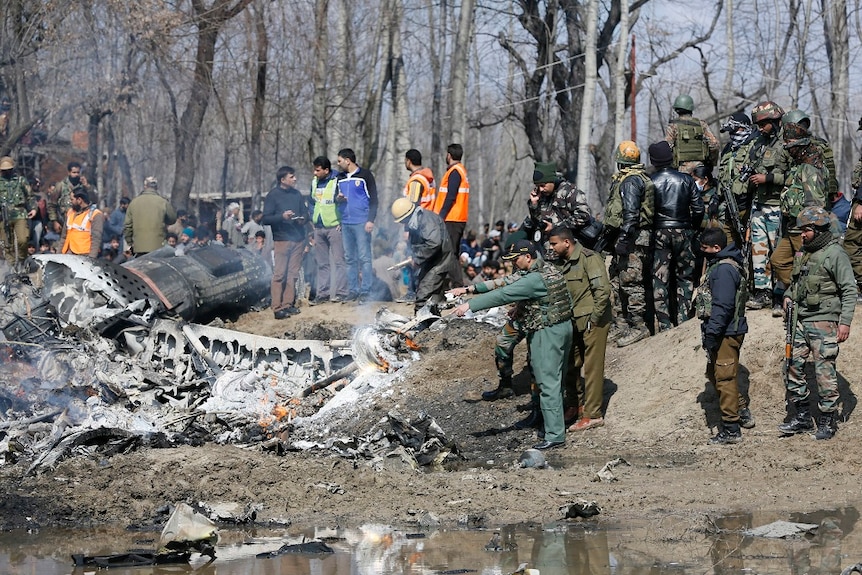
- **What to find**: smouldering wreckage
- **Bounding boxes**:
[0,245,463,476]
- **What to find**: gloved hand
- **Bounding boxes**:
[702,334,719,353]
[707,197,720,220]
[614,235,630,257]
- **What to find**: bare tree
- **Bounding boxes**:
[576,0,598,192]
[447,0,476,145]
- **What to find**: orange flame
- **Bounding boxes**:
[404,337,421,351]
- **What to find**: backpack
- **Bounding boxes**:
[672,118,709,164]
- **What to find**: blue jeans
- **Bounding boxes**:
[342,223,373,295]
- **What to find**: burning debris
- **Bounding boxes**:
[0,249,446,472]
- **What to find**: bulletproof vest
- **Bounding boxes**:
[0,176,29,220]
[695,257,748,331]
[605,165,653,230]
[521,263,574,332]
[780,162,827,228]
[671,118,709,164]
[794,242,840,310]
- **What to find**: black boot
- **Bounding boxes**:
[514,402,543,430]
[814,412,836,440]
[778,400,814,435]
[709,421,742,445]
[482,378,514,401]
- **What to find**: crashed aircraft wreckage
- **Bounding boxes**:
[0,246,458,474]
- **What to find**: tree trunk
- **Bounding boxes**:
[250,0,268,211]
[309,0,329,163]
[170,0,253,211]
[576,0,598,192]
[329,0,350,158]
[613,0,629,144]
[447,0,476,145]
[428,0,446,160]
[823,0,849,193]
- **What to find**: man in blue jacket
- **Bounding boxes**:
[336,148,378,303]
[695,227,750,444]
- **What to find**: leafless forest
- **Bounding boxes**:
[1,0,861,230]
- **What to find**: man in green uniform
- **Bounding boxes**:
[452,239,573,450]
[779,207,856,440]
[0,156,37,268]
[548,226,612,432]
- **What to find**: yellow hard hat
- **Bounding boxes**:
[391,198,416,223]
[0,156,14,170]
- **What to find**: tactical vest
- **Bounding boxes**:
[671,118,709,164]
[604,165,654,230]
[695,257,748,331]
[521,263,574,332]
[0,175,30,220]
[311,176,341,228]
[794,243,840,310]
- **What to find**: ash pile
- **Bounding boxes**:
[0,246,440,474]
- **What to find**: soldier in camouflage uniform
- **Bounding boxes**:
[778,207,855,441]
[664,94,720,173]
[769,127,828,317]
[453,239,574,450]
[49,161,93,236]
[601,141,655,347]
[649,141,704,331]
[0,156,37,267]
[521,162,591,262]
[717,112,757,248]
[782,110,838,204]
[743,101,790,311]
[843,116,862,297]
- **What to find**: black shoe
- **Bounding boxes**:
[739,407,755,429]
[514,407,543,430]
[532,440,564,450]
[308,297,326,306]
[343,292,359,303]
[284,306,300,315]
[482,386,514,401]
[814,414,836,440]
[273,309,291,320]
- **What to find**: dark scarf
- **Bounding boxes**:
[803,229,833,253]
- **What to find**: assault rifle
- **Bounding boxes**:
[720,179,751,263]
[0,201,14,265]
[784,298,796,388]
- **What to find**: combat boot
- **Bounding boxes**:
[746,289,771,310]
[771,294,784,318]
[608,318,627,343]
[778,401,814,435]
[709,422,742,445]
[814,412,836,440]
[482,378,514,401]
[738,407,755,429]
[514,402,543,430]
[617,325,649,348]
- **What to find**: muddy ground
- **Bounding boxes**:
[2,299,861,542]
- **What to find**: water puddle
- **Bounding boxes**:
[0,507,858,574]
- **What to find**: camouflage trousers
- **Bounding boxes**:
[652,228,696,331]
[749,205,782,292]
[843,219,862,287]
[494,318,526,381]
[609,230,650,329]
[786,319,840,413]
[2,218,29,266]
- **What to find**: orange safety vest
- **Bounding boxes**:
[62,206,102,255]
[434,163,469,222]
[403,167,436,211]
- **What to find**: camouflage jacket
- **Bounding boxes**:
[0,175,35,220]
[851,155,862,197]
[718,139,755,207]
[49,177,92,224]
[781,161,827,232]
[747,130,790,206]
[811,136,838,204]
[522,179,591,260]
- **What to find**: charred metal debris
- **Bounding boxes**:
[0,247,457,473]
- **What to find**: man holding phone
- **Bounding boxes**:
[263,165,308,319]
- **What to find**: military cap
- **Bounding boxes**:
[502,239,537,260]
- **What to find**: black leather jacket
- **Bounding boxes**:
[651,167,704,229]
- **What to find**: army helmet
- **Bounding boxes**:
[797,206,831,229]
[751,101,785,123]
[0,156,13,170]
[782,122,809,140]
[391,197,416,223]
[673,94,694,113]
[615,141,641,165]
[782,109,810,127]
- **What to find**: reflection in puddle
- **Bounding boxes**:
[0,508,858,575]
